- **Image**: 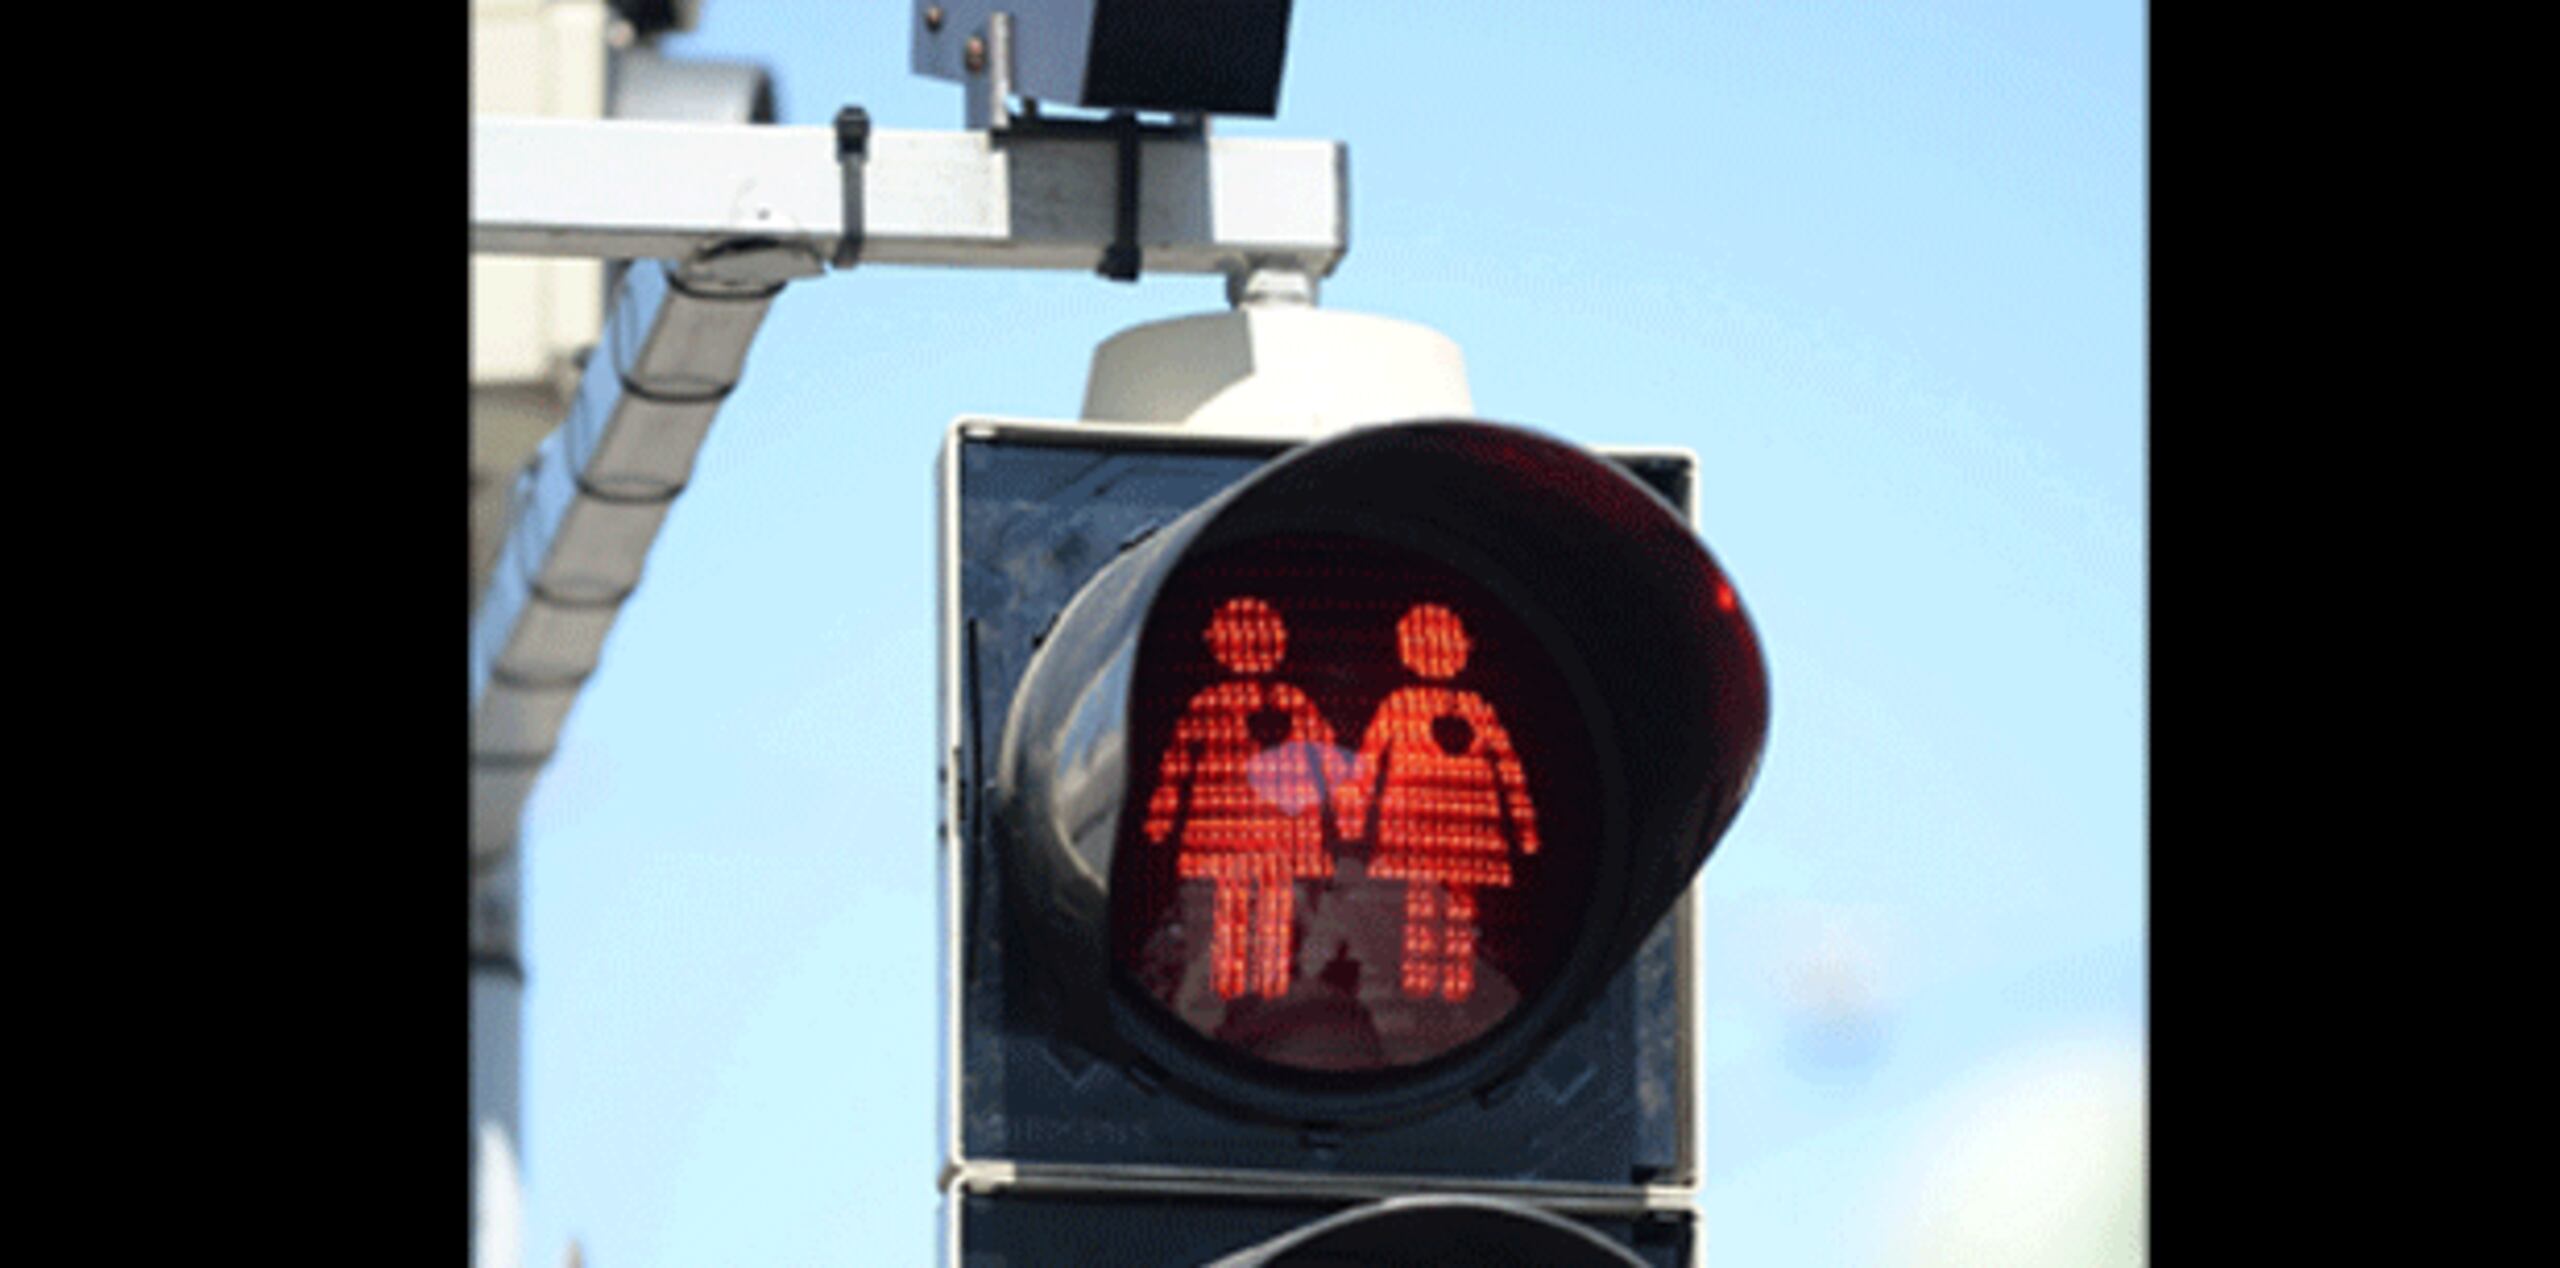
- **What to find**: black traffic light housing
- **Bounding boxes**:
[988,421,1764,1125]
[938,416,1765,1259]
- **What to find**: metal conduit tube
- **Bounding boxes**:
[467,255,793,1268]
[470,256,789,858]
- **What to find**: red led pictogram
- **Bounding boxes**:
[1112,534,1600,1074]
[1142,597,1347,1000]
[1336,604,1541,1002]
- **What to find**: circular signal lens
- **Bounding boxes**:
[1109,533,1603,1075]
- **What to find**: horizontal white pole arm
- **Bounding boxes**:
[471,116,1348,277]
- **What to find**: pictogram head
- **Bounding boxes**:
[1205,596,1287,674]
[1396,603,1472,679]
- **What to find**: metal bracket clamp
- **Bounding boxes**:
[954,9,1202,283]
[963,10,1019,134]
[834,105,871,269]
[1102,110,1140,282]
[987,108,1207,284]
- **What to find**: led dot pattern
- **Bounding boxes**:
[1111,534,1602,1075]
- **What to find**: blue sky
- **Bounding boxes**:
[507,3,2143,1263]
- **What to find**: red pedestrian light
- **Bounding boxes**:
[949,416,1759,1262]
[1112,534,1606,1074]
[976,416,1765,1134]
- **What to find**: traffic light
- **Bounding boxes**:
[938,415,1766,1265]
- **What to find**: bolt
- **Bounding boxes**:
[964,34,986,73]
[924,6,944,32]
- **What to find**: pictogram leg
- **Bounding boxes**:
[1403,882,1442,998]
[1253,880,1295,998]
[1210,879,1250,999]
[1442,887,1479,1001]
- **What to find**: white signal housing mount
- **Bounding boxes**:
[1081,306,1475,440]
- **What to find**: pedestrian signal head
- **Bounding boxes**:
[990,420,1767,1125]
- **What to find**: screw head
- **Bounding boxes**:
[964,34,986,73]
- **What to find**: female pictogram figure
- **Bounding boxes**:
[1337,603,1540,1002]
[1142,596,1347,1000]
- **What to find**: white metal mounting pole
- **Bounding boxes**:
[471,116,1347,276]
